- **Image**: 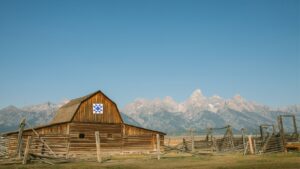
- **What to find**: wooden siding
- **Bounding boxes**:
[34,123,68,135]
[123,124,164,152]
[67,123,163,156]
[72,93,122,124]
[68,122,123,157]
[5,122,164,158]
[124,124,163,136]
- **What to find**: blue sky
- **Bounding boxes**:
[0,0,299,109]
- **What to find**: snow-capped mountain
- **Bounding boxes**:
[0,102,63,133]
[123,89,271,117]
[122,89,300,134]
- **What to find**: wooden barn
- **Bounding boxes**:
[3,90,165,159]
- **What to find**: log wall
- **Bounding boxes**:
[123,124,164,152]
[5,122,165,158]
[68,122,122,158]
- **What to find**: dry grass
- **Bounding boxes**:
[0,152,299,169]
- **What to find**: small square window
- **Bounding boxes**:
[107,134,112,139]
[79,133,85,139]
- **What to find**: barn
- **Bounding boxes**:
[3,90,165,159]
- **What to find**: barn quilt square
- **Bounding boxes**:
[93,103,103,114]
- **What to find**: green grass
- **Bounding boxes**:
[1,153,299,169]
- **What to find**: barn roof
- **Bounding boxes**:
[50,90,123,124]
[50,91,95,124]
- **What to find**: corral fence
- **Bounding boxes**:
[163,114,299,155]
[0,114,299,165]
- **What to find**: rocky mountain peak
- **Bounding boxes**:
[232,94,245,102]
[189,89,205,101]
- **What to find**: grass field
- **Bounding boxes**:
[0,152,299,169]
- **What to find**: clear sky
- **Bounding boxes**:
[0,0,299,109]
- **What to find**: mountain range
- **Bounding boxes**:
[122,89,300,135]
[0,89,299,135]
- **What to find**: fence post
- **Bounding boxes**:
[278,116,287,152]
[95,131,101,163]
[241,128,246,151]
[248,135,254,155]
[253,139,257,154]
[191,130,195,152]
[212,137,217,152]
[292,115,298,138]
[65,141,70,159]
[16,118,26,158]
[156,134,160,160]
[243,141,249,155]
[22,136,32,164]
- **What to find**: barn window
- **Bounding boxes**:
[107,134,113,139]
[79,133,85,139]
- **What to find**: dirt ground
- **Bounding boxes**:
[0,152,299,169]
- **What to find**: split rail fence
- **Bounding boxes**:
[0,114,299,165]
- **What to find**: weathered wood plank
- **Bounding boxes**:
[22,136,32,164]
[95,131,101,163]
